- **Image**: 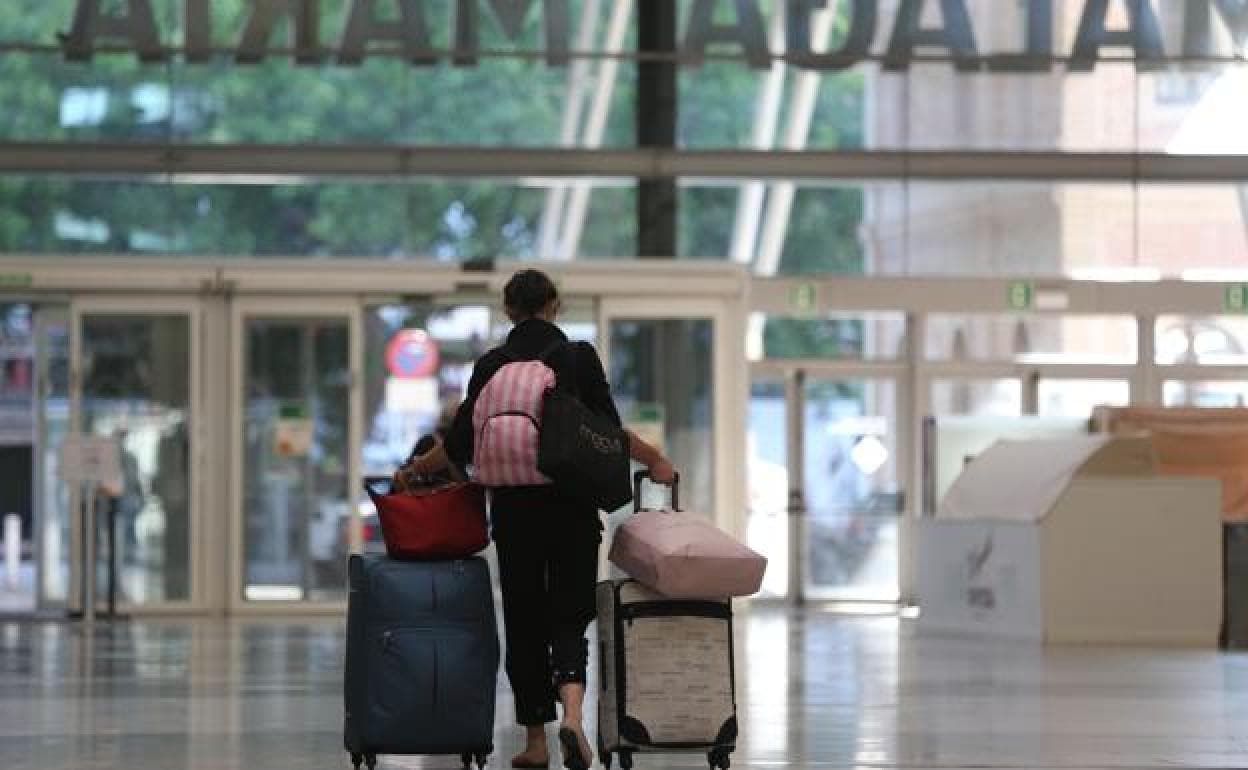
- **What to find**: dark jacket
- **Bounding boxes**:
[443,318,622,475]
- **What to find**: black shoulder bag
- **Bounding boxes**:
[537,341,634,512]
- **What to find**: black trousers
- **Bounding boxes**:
[491,486,602,727]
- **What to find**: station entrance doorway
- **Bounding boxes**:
[0,261,746,617]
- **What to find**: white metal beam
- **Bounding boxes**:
[730,4,788,265]
[754,2,837,278]
[556,0,633,260]
[536,0,601,259]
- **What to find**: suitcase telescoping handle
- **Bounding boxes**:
[633,470,680,513]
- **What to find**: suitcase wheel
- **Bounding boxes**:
[601,751,612,770]
[365,754,377,770]
[350,753,363,770]
[618,750,633,770]
[708,749,731,769]
[461,753,472,768]
[474,752,489,769]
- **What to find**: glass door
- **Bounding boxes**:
[71,299,200,612]
[33,305,70,613]
[0,301,42,614]
[231,299,360,610]
[746,375,788,598]
[802,376,902,602]
[598,297,744,541]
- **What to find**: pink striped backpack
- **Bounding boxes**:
[471,345,562,487]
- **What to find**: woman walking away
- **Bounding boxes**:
[400,269,676,770]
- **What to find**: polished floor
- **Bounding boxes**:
[2,609,1248,770]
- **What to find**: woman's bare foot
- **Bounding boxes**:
[512,725,550,768]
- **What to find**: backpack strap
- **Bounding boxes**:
[495,346,519,364]
[537,340,567,362]
[493,339,576,393]
[538,339,581,398]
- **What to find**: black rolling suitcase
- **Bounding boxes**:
[344,553,499,769]
[1223,523,1248,649]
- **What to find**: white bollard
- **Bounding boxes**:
[3,514,20,590]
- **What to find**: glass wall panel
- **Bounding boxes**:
[0,55,180,143]
[176,179,636,259]
[893,182,1135,277]
[4,173,1246,280]
[1156,315,1248,365]
[1138,65,1248,155]
[0,177,177,255]
[758,313,906,361]
[926,314,1137,364]
[170,57,636,147]
[804,378,899,601]
[360,299,494,553]
[680,181,898,273]
[0,303,36,612]
[930,379,1022,418]
[35,308,71,608]
[1037,379,1131,418]
[243,316,349,602]
[82,314,191,604]
[2,1,1247,156]
[0,1,78,45]
[0,0,637,146]
[746,379,786,598]
[608,318,714,515]
[0,177,636,259]
[1164,381,1248,408]
[1138,185,1248,272]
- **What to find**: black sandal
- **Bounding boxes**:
[558,727,591,770]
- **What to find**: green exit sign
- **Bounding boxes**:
[789,282,818,315]
[1007,281,1033,311]
[1227,284,1248,313]
[0,273,32,289]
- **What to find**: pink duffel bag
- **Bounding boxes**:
[609,472,767,600]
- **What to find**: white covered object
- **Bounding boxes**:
[919,437,1223,646]
[939,436,1109,522]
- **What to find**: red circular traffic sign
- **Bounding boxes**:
[386,329,440,379]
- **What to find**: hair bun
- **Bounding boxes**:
[503,269,558,318]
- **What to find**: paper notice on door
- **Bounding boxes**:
[385,376,439,414]
[60,435,123,489]
[275,418,314,458]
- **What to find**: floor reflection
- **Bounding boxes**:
[2,608,1248,769]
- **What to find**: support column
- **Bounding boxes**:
[636,0,678,259]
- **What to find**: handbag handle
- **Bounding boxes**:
[363,476,393,497]
[364,475,443,499]
[633,470,680,513]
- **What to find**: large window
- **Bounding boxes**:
[0,176,636,258]
[2,1,1248,276]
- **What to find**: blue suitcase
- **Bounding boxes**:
[344,554,499,769]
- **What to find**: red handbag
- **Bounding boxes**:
[363,477,489,560]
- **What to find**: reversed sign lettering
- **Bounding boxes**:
[59,0,1248,73]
